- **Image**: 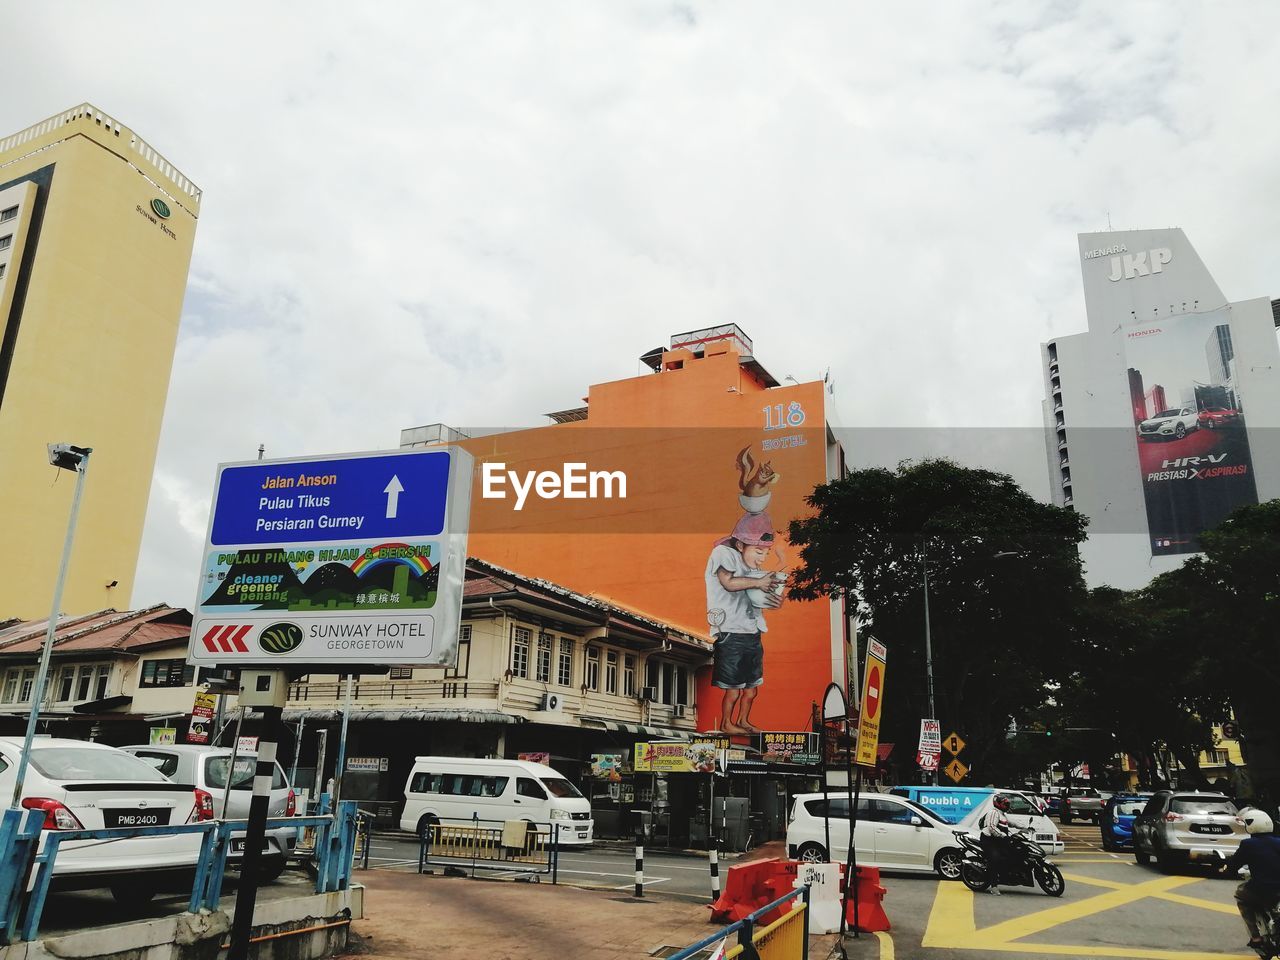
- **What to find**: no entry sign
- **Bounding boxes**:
[855,638,887,767]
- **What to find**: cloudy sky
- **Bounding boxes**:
[5,2,1278,604]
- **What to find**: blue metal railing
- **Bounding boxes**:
[667,886,810,960]
[0,800,359,943]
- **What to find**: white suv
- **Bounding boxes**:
[1138,407,1199,441]
[786,792,965,879]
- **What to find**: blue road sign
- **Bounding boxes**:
[210,451,452,546]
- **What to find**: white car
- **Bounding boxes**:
[786,792,966,879]
[1138,407,1199,441]
[958,792,1065,855]
[0,737,201,906]
[121,744,297,880]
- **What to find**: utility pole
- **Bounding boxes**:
[922,538,937,786]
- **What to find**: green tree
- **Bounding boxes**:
[1171,501,1280,805]
[787,459,1088,783]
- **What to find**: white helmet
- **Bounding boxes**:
[1242,809,1274,835]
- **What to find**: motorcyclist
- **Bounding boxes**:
[1222,808,1280,954]
[980,794,1018,894]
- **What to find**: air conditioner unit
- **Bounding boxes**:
[672,705,687,719]
[540,693,563,712]
[639,686,659,702]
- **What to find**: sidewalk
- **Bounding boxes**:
[340,867,847,959]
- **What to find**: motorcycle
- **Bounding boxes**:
[1216,852,1280,959]
[955,827,1066,897]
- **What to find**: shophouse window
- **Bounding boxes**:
[585,648,600,691]
[557,638,574,686]
[623,655,636,698]
[675,665,690,706]
[605,651,618,695]
[2,671,18,704]
[389,666,413,680]
[18,668,37,703]
[140,658,195,688]
[0,206,17,223]
[94,665,110,700]
[536,634,553,683]
[645,659,659,693]
[75,666,93,701]
[660,662,676,705]
[57,667,74,702]
[0,235,11,252]
[446,625,471,679]
[510,627,530,679]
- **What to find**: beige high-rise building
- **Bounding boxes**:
[0,105,200,619]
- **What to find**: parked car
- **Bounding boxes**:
[0,736,201,906]
[122,744,297,881]
[1059,786,1104,824]
[401,756,593,845]
[958,793,1065,856]
[1132,791,1245,871]
[1100,793,1152,851]
[1197,406,1240,429]
[786,792,965,879]
[1138,407,1199,440]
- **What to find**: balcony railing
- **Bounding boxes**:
[288,679,499,703]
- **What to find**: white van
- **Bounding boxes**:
[400,756,594,845]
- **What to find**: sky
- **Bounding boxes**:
[3,1,1279,606]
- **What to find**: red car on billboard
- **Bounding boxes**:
[1197,406,1240,430]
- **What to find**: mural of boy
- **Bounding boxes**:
[705,510,786,734]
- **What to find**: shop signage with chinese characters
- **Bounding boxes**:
[760,731,820,765]
[634,741,718,773]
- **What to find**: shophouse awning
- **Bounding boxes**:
[579,716,691,740]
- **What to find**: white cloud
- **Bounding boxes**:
[2,1,1277,604]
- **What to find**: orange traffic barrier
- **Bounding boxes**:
[842,865,891,933]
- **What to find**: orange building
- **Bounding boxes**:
[403,325,850,733]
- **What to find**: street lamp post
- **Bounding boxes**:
[922,539,937,786]
[11,444,92,808]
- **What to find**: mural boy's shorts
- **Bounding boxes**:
[712,631,764,689]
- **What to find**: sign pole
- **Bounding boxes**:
[227,671,287,960]
[333,673,354,803]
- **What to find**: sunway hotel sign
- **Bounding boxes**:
[189,449,472,667]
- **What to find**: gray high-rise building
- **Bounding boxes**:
[1042,229,1280,588]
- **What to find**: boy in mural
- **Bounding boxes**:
[705,512,785,734]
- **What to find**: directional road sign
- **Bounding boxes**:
[944,732,966,756]
[944,758,969,783]
[190,448,473,667]
[855,638,887,767]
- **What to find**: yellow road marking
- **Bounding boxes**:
[975,875,1197,942]
[921,871,1250,959]
[874,930,894,959]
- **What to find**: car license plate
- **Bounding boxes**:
[231,839,272,854]
[577,830,588,838]
[1192,824,1230,835]
[1036,833,1053,841]
[106,808,170,828]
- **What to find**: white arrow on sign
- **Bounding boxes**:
[384,475,405,518]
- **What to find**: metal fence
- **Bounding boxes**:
[0,801,360,943]
[417,816,560,882]
[669,887,810,960]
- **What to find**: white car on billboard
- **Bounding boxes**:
[1138,407,1199,441]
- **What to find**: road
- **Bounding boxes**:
[367,834,724,899]
[375,823,1255,958]
[865,822,1252,960]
